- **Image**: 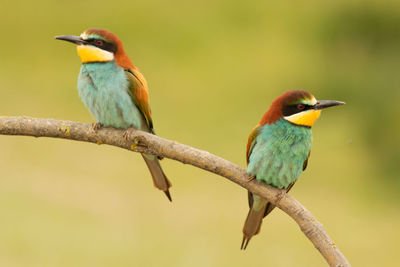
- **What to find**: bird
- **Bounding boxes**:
[241,90,344,250]
[55,28,172,201]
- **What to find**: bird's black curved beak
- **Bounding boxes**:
[55,35,87,45]
[314,100,345,110]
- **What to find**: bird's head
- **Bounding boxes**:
[55,28,134,69]
[260,90,345,127]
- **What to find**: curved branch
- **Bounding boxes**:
[0,116,350,267]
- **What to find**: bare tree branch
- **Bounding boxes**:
[0,116,350,267]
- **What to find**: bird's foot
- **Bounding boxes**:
[246,175,256,182]
[123,127,136,142]
[92,122,103,132]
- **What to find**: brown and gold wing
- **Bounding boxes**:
[246,123,262,165]
[125,68,154,133]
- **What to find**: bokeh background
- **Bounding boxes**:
[0,0,399,266]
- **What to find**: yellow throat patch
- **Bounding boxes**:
[284,109,321,127]
[76,45,114,63]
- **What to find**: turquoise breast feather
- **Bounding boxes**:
[247,119,312,188]
[78,61,144,130]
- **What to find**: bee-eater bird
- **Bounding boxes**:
[241,90,344,250]
[55,29,172,201]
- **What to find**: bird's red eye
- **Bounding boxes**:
[95,40,103,45]
[297,104,305,110]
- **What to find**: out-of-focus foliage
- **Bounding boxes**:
[0,0,398,266]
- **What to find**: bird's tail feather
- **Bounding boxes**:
[241,196,268,250]
[142,154,172,201]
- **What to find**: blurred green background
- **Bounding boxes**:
[0,0,399,266]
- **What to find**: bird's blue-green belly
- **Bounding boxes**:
[77,61,144,129]
[247,119,312,188]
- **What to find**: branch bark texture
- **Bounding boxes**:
[0,116,350,267]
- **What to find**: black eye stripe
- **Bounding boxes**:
[282,104,313,116]
[85,38,117,53]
